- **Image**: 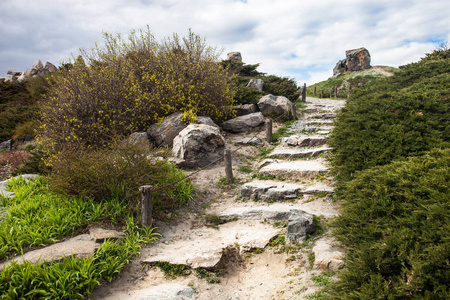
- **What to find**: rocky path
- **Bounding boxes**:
[90,97,347,300]
[0,97,346,299]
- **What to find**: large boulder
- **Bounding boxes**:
[172,124,225,168]
[286,209,316,243]
[345,47,371,72]
[223,112,265,133]
[147,112,218,147]
[233,104,260,117]
[332,59,347,78]
[227,52,242,61]
[246,79,263,91]
[257,94,293,118]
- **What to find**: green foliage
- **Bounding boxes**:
[330,149,450,299]
[13,120,38,140]
[39,28,235,155]
[0,217,158,299]
[0,80,38,141]
[47,138,193,212]
[12,147,51,176]
[195,268,221,283]
[0,176,128,259]
[154,262,189,279]
[220,59,300,104]
[262,75,301,102]
[329,50,450,180]
[272,120,295,143]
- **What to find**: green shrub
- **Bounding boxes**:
[329,50,450,180]
[38,28,235,155]
[47,138,193,212]
[262,75,301,102]
[0,80,38,141]
[330,149,450,299]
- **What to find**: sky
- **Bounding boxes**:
[1,0,449,85]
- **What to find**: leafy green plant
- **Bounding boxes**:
[272,120,295,143]
[238,164,253,174]
[195,268,221,283]
[0,176,128,259]
[0,217,158,299]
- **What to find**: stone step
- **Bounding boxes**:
[302,119,334,126]
[267,146,331,159]
[141,221,279,269]
[0,227,124,271]
[258,160,329,180]
[240,180,334,201]
[306,113,337,119]
[241,180,302,201]
[281,135,327,147]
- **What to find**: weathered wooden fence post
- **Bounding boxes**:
[224,149,233,184]
[313,86,316,96]
[302,83,306,102]
[330,87,333,98]
[320,90,324,98]
[334,85,338,98]
[347,84,352,98]
[291,104,297,120]
[139,185,153,226]
[266,119,273,143]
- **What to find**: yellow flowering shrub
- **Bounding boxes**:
[38,28,235,157]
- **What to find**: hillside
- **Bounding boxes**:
[306,66,396,98]
[326,47,450,298]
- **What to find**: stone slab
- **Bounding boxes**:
[0,234,98,271]
[267,146,331,159]
[142,221,279,269]
[89,227,125,243]
[218,206,293,221]
[93,283,196,300]
[258,160,329,180]
[240,181,302,201]
[281,135,327,147]
[312,237,345,272]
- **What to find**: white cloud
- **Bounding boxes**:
[1,0,449,84]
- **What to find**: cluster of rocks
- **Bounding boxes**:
[333,47,371,78]
[127,52,296,169]
[3,60,57,82]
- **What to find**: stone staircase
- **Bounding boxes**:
[99,97,347,299]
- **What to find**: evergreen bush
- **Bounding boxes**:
[330,149,450,299]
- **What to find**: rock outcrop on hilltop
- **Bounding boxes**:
[333,47,371,77]
[4,60,57,82]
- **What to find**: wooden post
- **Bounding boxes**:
[302,83,306,102]
[266,119,273,143]
[139,185,153,226]
[330,87,333,98]
[334,85,338,98]
[347,84,352,98]
[320,90,324,98]
[313,86,316,96]
[224,149,233,184]
[291,104,297,120]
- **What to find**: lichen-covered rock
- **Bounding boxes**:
[147,112,218,147]
[172,124,225,168]
[257,94,293,118]
[227,52,242,61]
[233,104,260,116]
[345,47,371,72]
[223,112,265,133]
[286,209,316,243]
